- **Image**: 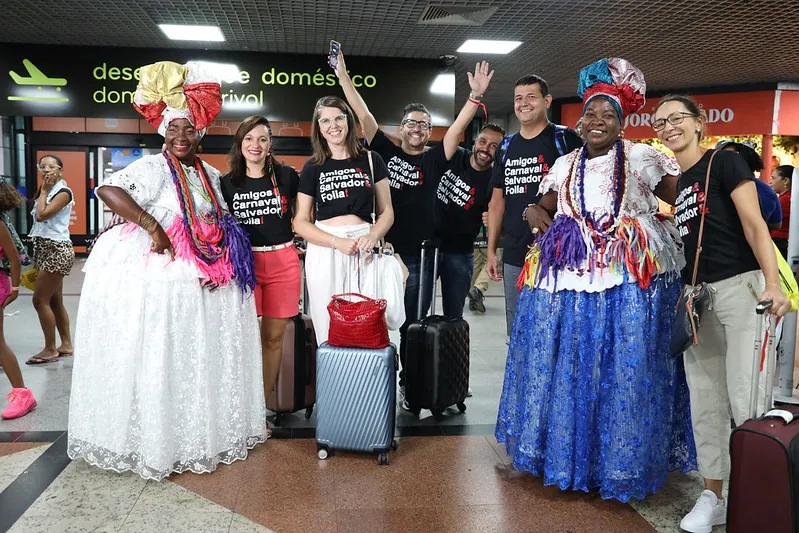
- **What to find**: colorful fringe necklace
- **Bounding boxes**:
[566,138,627,239]
[518,140,674,291]
[163,152,256,293]
[520,140,629,288]
[164,152,225,263]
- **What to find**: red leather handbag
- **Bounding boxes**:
[327,292,389,349]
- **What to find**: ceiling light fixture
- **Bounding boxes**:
[158,24,225,42]
[430,73,455,96]
[457,39,522,54]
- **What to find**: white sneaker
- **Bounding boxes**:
[679,490,726,533]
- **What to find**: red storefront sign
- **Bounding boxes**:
[561,90,799,139]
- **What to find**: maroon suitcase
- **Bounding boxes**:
[728,301,799,533]
[265,255,317,425]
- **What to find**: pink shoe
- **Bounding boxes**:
[2,388,37,420]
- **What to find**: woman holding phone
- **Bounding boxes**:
[294,95,394,345]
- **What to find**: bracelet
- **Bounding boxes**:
[10,286,19,292]
[137,211,158,234]
[468,98,481,106]
[521,203,534,222]
[469,93,483,101]
[330,236,336,249]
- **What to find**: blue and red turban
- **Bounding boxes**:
[577,58,646,121]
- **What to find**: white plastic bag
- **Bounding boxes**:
[355,250,406,330]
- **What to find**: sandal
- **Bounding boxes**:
[25,355,60,365]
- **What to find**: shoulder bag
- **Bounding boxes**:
[670,150,718,357]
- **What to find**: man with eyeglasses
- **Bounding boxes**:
[486,75,582,342]
[334,51,446,401]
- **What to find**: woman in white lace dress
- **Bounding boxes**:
[67,61,267,481]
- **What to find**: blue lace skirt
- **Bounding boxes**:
[495,276,697,503]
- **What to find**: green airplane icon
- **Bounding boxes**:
[8,59,69,102]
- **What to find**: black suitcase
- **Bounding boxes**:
[405,241,470,418]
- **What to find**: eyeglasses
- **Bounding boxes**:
[652,112,699,132]
[401,119,431,131]
[37,164,62,171]
[318,113,347,129]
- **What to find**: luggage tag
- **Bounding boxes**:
[763,409,796,424]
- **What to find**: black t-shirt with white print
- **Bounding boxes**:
[220,163,299,247]
[368,129,441,256]
[674,149,759,284]
[298,151,389,223]
[490,123,582,267]
[431,146,492,254]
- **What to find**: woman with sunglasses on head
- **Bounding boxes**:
[221,116,301,426]
[294,96,394,345]
[653,95,790,533]
[25,154,75,365]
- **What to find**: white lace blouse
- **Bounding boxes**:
[533,140,684,293]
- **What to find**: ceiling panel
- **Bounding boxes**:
[3,0,798,116]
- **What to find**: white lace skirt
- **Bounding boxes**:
[67,232,267,481]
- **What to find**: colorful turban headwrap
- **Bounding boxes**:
[132,61,222,137]
[577,58,646,121]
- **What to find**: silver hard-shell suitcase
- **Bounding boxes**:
[315,342,398,465]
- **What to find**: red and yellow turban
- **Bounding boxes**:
[133,61,222,137]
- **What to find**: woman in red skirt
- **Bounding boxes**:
[221,116,301,432]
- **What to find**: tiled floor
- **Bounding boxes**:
[0,264,726,532]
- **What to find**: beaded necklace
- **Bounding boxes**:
[564,139,627,232]
[164,151,226,263]
[562,139,629,263]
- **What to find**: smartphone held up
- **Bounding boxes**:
[329,40,341,69]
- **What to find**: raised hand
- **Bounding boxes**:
[466,61,494,97]
[333,51,347,80]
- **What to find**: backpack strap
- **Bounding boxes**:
[500,133,516,165]
[552,124,569,157]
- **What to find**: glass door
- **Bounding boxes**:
[94,147,160,229]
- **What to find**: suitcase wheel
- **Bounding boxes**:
[273,413,283,426]
[457,402,467,413]
[390,440,398,451]
[378,452,389,465]
[411,407,422,417]
[431,409,445,420]
[305,407,313,419]
[317,445,329,460]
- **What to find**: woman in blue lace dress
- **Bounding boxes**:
[495,58,696,502]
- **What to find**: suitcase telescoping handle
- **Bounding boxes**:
[302,257,309,315]
[417,240,440,319]
[749,299,776,419]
